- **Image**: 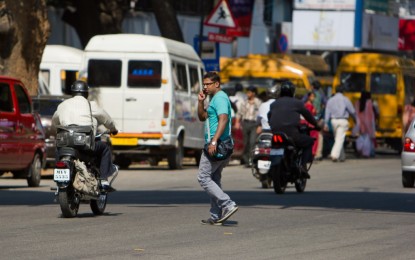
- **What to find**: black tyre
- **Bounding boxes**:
[114,155,131,170]
[167,136,183,170]
[295,178,307,193]
[148,157,159,166]
[402,171,415,188]
[90,193,107,215]
[27,153,42,187]
[58,188,79,218]
[272,164,287,194]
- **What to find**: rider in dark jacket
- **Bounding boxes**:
[267,81,320,177]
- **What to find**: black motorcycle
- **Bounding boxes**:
[269,125,313,194]
[53,125,117,218]
[251,132,273,188]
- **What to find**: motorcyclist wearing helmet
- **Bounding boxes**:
[52,80,119,190]
[256,82,281,134]
[267,81,320,178]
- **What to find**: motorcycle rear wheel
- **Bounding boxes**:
[90,193,107,215]
[58,188,79,218]
[272,164,287,194]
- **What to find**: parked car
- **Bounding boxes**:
[0,76,46,187]
[402,118,415,188]
[32,95,69,168]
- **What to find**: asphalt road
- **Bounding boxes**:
[0,152,414,260]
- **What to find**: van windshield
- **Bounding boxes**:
[370,73,397,94]
[128,60,162,88]
[340,72,365,92]
[88,59,122,87]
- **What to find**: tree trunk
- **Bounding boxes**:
[62,0,125,48]
[151,0,184,42]
[0,0,50,95]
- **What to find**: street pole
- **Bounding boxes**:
[198,0,205,58]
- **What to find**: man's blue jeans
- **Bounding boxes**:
[197,152,236,220]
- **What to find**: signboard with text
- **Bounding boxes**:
[194,36,220,72]
[208,32,234,43]
[226,0,255,37]
[292,10,355,50]
[294,0,355,10]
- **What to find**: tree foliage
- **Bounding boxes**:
[48,0,184,48]
[0,0,49,95]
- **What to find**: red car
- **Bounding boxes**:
[0,76,46,187]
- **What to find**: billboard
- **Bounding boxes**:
[294,0,355,10]
[361,13,399,51]
[292,11,355,50]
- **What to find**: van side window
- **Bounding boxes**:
[371,73,397,94]
[0,83,13,112]
[14,84,31,114]
[62,70,78,94]
[173,62,188,92]
[189,66,200,94]
[340,72,365,92]
[88,59,122,87]
[128,60,162,88]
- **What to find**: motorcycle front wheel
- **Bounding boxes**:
[90,193,107,215]
[58,188,79,218]
[272,164,287,194]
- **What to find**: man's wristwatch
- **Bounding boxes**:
[211,141,217,146]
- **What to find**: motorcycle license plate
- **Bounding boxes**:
[54,169,70,181]
[258,160,271,170]
[270,148,284,155]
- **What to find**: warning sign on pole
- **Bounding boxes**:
[204,0,236,29]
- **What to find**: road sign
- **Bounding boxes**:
[278,34,288,53]
[204,0,236,29]
[194,36,220,72]
[208,32,234,43]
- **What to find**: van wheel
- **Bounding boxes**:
[402,171,415,188]
[114,155,131,170]
[27,153,42,187]
[167,137,183,170]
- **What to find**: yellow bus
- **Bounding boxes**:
[220,54,316,97]
[333,53,415,151]
[269,53,333,90]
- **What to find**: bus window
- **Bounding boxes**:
[340,72,365,92]
[370,73,397,94]
[404,75,415,104]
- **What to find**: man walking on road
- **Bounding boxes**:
[197,71,238,225]
[324,85,356,162]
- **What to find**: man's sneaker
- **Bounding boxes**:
[200,218,222,226]
[300,165,311,179]
[217,205,239,223]
[100,180,116,192]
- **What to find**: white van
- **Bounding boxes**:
[81,34,205,169]
[40,45,83,95]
